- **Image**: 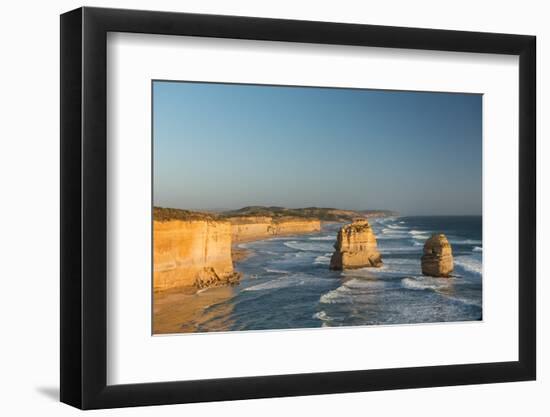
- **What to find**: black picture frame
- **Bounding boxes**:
[60,6,536,410]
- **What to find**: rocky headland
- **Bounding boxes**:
[153,207,337,293]
[229,216,321,242]
[329,219,383,270]
[421,234,454,277]
[153,217,241,292]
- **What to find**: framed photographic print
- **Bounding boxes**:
[60,6,536,409]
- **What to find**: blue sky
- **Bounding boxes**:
[153,81,482,215]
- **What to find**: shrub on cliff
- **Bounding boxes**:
[153,207,217,222]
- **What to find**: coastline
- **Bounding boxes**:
[153,226,326,333]
[232,246,253,263]
[154,215,482,333]
[153,285,236,334]
[230,225,331,264]
[153,217,323,294]
[153,216,482,334]
[152,207,396,296]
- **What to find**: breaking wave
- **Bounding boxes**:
[454,256,482,276]
[450,239,482,245]
[314,253,333,265]
[264,268,289,274]
[244,275,328,292]
[406,230,430,241]
[387,224,407,230]
[401,276,453,291]
[283,241,333,252]
[320,279,386,304]
[309,235,336,241]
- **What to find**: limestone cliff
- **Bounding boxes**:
[330,220,383,270]
[153,219,241,292]
[229,216,321,242]
[153,209,321,292]
[421,234,454,277]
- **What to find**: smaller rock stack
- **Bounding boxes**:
[330,219,383,270]
[421,234,454,277]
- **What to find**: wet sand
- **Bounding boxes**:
[231,246,253,263]
[153,286,236,334]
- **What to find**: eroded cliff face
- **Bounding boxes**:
[153,212,321,292]
[229,216,321,242]
[330,219,383,270]
[153,220,241,292]
[421,234,454,277]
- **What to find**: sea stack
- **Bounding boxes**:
[421,234,454,277]
[330,219,383,270]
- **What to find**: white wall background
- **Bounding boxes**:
[0,0,545,415]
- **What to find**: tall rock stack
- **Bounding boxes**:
[421,234,454,277]
[330,219,383,270]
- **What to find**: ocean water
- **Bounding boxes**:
[187,216,482,332]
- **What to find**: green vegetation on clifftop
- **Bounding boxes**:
[154,206,397,222]
[153,207,217,222]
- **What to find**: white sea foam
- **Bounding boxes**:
[444,295,482,308]
[379,228,409,241]
[264,268,289,274]
[450,239,483,245]
[408,230,430,240]
[454,256,482,276]
[401,276,452,291]
[313,310,331,321]
[387,224,407,230]
[382,227,407,234]
[313,253,332,265]
[283,241,333,252]
[403,277,481,307]
[309,235,336,241]
[319,279,385,304]
[244,275,327,292]
[319,288,353,304]
[243,279,296,292]
[473,246,483,252]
